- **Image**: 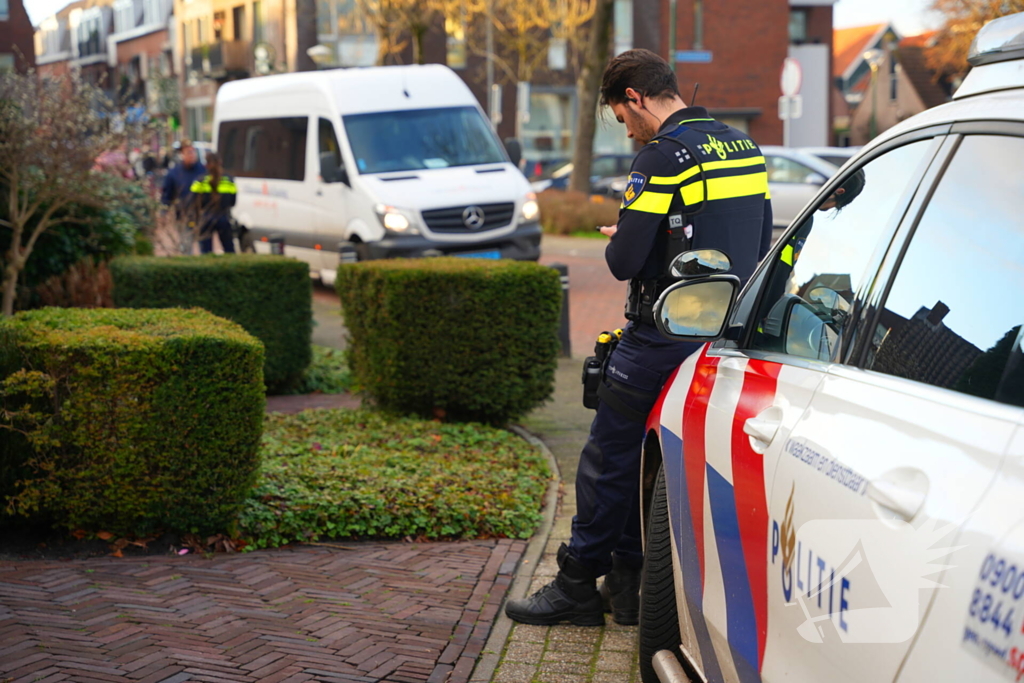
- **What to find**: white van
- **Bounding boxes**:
[213,65,541,284]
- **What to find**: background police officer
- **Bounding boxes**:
[505,48,774,627]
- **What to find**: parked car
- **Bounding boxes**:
[214,65,540,285]
[799,145,862,168]
[761,146,841,227]
[531,154,634,194]
[638,12,1024,683]
[523,156,569,181]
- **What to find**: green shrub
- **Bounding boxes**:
[536,189,619,235]
[282,344,352,395]
[1,174,150,311]
[0,307,265,536]
[110,255,313,392]
[336,258,561,424]
[240,409,550,548]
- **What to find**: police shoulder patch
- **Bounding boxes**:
[622,171,647,207]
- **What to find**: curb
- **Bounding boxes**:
[469,424,562,682]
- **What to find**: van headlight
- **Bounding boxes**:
[521,192,540,222]
[375,204,419,235]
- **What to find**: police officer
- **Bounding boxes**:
[505,49,773,627]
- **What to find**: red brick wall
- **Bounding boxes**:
[115,29,169,64]
[668,0,789,145]
[0,0,36,71]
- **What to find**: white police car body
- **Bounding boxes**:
[638,14,1024,683]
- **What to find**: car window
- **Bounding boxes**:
[865,135,1024,408]
[765,155,818,184]
[590,157,618,177]
[318,118,344,176]
[748,139,935,362]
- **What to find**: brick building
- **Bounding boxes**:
[110,0,175,117]
[35,0,115,89]
[0,0,35,72]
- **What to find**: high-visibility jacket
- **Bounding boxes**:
[188,174,238,229]
[606,106,774,287]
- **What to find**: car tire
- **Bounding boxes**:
[639,463,684,683]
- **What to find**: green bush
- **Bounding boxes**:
[110,255,313,392]
[336,258,562,424]
[282,344,352,395]
[0,307,265,536]
[1,174,150,311]
[240,409,550,548]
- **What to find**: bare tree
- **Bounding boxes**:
[569,0,614,194]
[356,0,410,65]
[926,0,1024,77]
[0,72,123,316]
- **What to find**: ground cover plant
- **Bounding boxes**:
[279,344,352,396]
[240,409,550,549]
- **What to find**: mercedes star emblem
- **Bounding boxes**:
[462,206,486,229]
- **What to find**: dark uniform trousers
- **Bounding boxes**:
[570,322,701,576]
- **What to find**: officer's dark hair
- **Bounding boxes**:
[833,168,866,212]
[600,49,681,106]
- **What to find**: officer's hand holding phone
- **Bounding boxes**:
[596,225,617,237]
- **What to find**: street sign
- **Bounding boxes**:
[778,95,803,121]
[780,57,803,97]
[676,50,713,63]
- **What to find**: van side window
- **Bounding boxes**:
[865,135,1024,408]
[318,118,344,180]
[217,117,308,181]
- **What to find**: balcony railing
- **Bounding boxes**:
[188,40,252,79]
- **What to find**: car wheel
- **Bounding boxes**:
[639,463,683,683]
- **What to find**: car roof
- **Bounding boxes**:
[760,146,840,175]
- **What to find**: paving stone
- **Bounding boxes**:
[540,650,592,666]
[492,661,536,683]
[502,641,545,664]
[508,624,548,644]
[598,631,636,652]
[593,650,634,673]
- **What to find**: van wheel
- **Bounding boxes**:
[639,463,684,683]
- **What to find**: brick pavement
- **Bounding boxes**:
[0,540,526,683]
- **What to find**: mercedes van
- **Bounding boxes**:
[213,65,541,284]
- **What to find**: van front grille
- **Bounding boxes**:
[421,203,515,233]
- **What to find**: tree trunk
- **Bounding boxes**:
[2,264,19,317]
[294,0,319,71]
[413,26,427,65]
[569,0,615,195]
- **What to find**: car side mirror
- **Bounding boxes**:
[670,249,732,278]
[805,172,827,186]
[320,151,349,185]
[503,138,523,169]
[653,276,740,342]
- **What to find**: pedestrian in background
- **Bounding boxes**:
[188,151,237,254]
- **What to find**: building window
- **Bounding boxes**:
[693,0,704,49]
[0,0,8,21]
[0,54,14,72]
[214,11,225,41]
[232,5,245,40]
[889,56,898,101]
[252,1,263,44]
[789,10,808,43]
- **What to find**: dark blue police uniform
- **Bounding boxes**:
[569,106,774,576]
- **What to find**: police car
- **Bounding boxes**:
[637,13,1024,683]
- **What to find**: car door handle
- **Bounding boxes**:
[743,406,783,454]
[865,469,929,522]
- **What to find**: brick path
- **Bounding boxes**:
[0,540,525,683]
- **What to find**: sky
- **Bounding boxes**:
[26,0,944,35]
[834,0,942,37]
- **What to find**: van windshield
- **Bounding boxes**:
[343,106,506,174]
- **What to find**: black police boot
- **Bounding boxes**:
[504,544,604,626]
[599,555,642,625]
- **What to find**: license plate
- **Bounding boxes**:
[456,250,501,259]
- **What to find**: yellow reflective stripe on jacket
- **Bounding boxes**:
[190,177,237,194]
[648,156,767,186]
[625,190,673,214]
[780,244,795,266]
[679,171,769,204]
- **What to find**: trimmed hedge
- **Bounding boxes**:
[336,257,562,424]
[109,255,312,392]
[0,307,265,536]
